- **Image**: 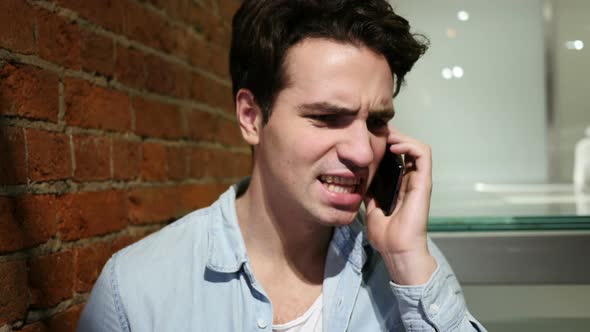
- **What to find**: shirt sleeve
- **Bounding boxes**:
[389,237,488,332]
[77,256,130,332]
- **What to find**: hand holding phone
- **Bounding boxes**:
[368,145,404,216]
[365,132,436,286]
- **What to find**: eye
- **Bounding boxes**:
[367,117,388,131]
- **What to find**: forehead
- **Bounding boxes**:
[280,38,394,109]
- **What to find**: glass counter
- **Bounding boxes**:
[427,183,590,232]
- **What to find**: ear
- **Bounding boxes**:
[236,89,264,145]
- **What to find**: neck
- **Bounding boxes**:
[236,172,333,284]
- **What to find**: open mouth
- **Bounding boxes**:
[318,175,361,194]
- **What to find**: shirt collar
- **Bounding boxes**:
[206,179,249,273]
[206,177,370,273]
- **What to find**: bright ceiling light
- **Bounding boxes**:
[565,40,585,50]
[457,11,469,21]
[441,67,453,80]
[452,66,464,78]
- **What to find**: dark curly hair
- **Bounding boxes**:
[230,0,429,123]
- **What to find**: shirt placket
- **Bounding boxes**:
[243,262,274,332]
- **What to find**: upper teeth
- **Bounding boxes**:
[320,175,360,185]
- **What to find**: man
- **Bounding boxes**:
[79,0,487,331]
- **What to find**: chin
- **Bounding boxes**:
[315,207,359,227]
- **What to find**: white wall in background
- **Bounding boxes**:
[390,0,547,186]
[553,0,590,182]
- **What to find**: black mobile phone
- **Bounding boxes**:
[368,145,404,216]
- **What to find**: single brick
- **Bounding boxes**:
[185,110,219,142]
[26,129,72,182]
[74,242,110,292]
[0,126,27,185]
[112,139,141,180]
[140,142,167,181]
[189,147,233,178]
[0,63,60,122]
[172,65,192,99]
[28,251,74,308]
[140,143,187,181]
[55,0,124,33]
[114,46,148,89]
[15,195,59,248]
[203,80,233,113]
[166,146,188,180]
[81,30,115,77]
[73,134,111,181]
[36,10,81,70]
[0,197,21,252]
[188,147,214,178]
[208,44,230,78]
[0,0,36,53]
[178,183,227,213]
[0,195,59,253]
[58,190,128,241]
[190,72,233,112]
[216,118,245,147]
[133,97,184,139]
[187,38,208,69]
[0,260,28,325]
[128,186,183,224]
[64,78,132,132]
[190,72,210,104]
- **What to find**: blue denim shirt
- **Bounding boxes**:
[78,180,486,331]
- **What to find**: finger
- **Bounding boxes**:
[389,142,432,174]
[363,195,380,216]
[394,167,410,213]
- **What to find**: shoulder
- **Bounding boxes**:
[113,204,217,275]
[109,202,222,304]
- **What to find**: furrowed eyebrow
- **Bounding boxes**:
[369,108,395,120]
[298,102,395,120]
[297,102,359,115]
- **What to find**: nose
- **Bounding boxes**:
[336,120,374,168]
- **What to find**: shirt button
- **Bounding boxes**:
[257,318,268,329]
[429,303,440,315]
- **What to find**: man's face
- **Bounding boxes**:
[255,38,394,226]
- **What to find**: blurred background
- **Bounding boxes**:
[391,0,590,331]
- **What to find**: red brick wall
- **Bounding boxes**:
[0,0,248,330]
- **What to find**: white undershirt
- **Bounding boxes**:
[272,293,323,332]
